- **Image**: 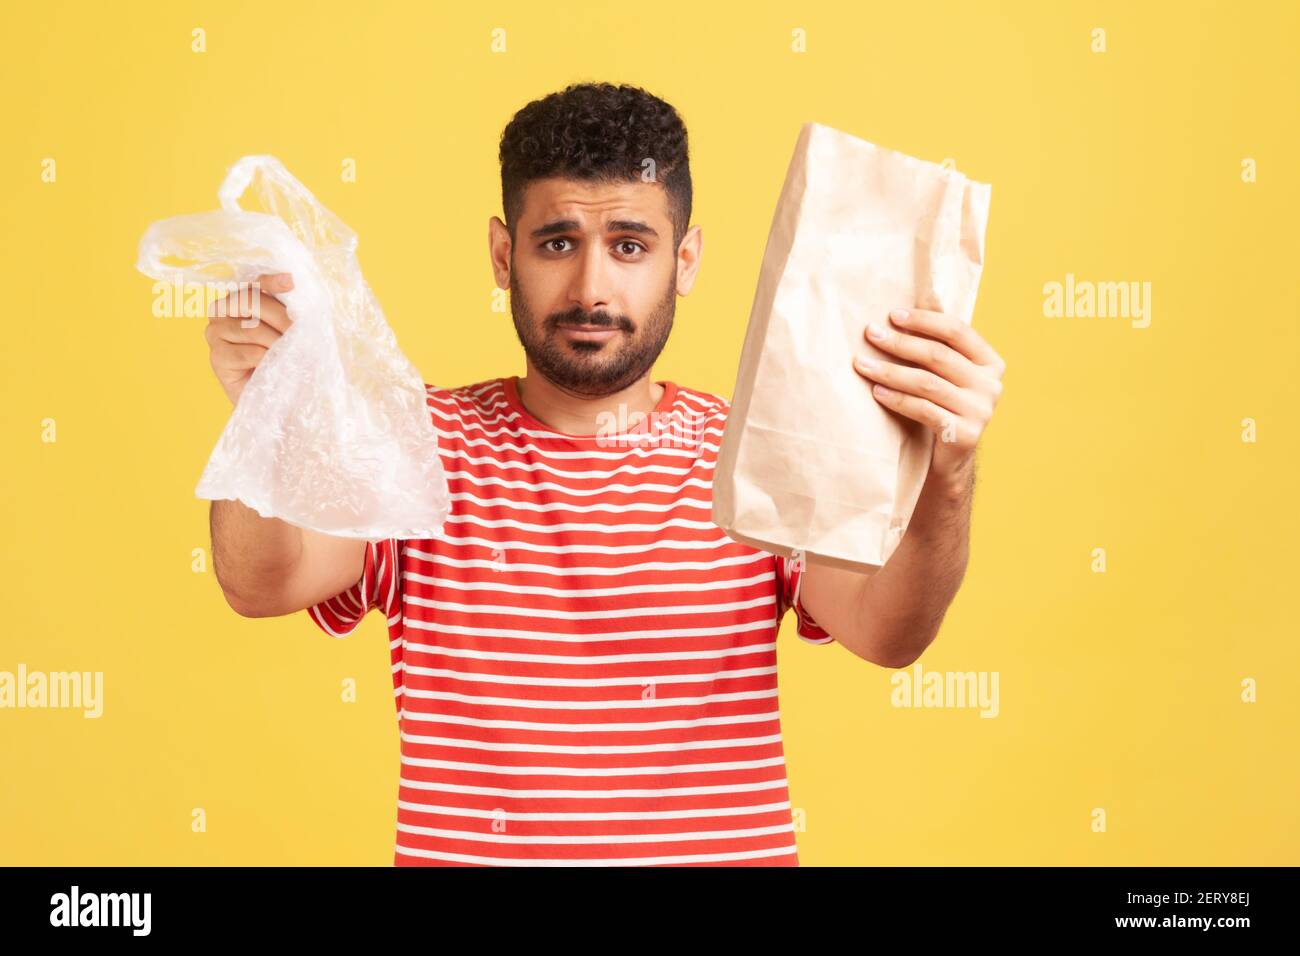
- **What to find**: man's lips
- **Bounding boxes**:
[555,323,623,343]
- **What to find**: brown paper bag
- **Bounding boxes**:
[714,122,991,573]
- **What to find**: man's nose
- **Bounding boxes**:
[568,242,614,315]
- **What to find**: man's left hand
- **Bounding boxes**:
[852,307,1006,483]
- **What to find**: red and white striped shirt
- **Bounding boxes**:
[308,375,832,866]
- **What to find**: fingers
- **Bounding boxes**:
[868,381,976,449]
[207,273,294,334]
[257,272,294,295]
[886,308,1003,371]
[204,314,283,351]
[853,351,984,418]
[859,315,982,389]
[850,306,1006,452]
[210,341,270,373]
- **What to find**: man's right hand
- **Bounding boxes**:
[205,272,295,405]
[202,269,367,619]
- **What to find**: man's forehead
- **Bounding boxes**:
[522,177,669,228]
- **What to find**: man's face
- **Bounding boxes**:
[506,177,679,397]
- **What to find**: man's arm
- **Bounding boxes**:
[794,305,1005,667]
[203,273,365,618]
[797,459,974,667]
[210,500,365,618]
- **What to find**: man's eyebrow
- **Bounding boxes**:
[607,219,659,238]
[529,218,660,239]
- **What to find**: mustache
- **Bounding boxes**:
[549,309,635,333]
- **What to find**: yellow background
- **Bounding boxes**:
[1,0,1296,865]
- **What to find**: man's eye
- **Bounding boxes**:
[543,238,572,253]
[616,241,646,257]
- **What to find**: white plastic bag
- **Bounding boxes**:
[136,155,449,540]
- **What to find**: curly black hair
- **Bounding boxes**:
[498,82,692,250]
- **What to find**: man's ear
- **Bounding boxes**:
[675,224,703,296]
[488,216,513,289]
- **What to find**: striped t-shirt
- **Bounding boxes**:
[307,375,833,866]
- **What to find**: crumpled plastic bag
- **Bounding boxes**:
[136,155,449,540]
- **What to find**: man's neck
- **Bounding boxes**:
[515,365,664,437]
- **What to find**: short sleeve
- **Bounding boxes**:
[306,538,401,638]
[776,552,834,645]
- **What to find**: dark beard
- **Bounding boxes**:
[509,268,676,398]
